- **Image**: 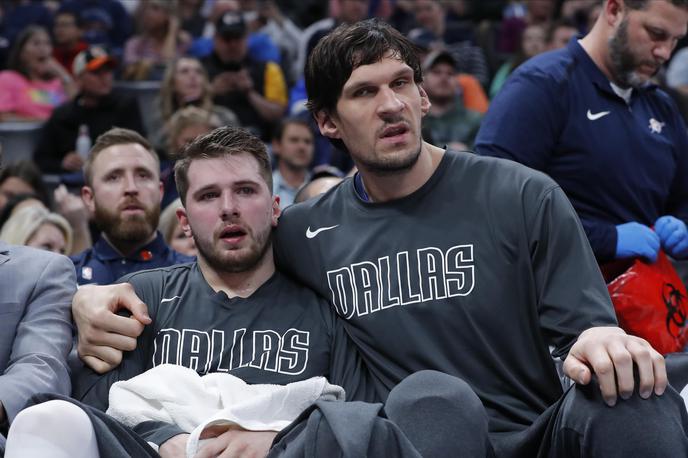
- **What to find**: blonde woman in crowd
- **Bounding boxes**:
[151,56,239,156]
[0,205,73,255]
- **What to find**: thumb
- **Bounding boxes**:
[563,354,592,385]
[114,284,152,325]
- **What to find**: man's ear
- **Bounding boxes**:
[176,207,192,238]
[81,186,96,215]
[271,195,281,227]
[605,0,624,27]
[158,180,164,204]
[314,110,341,139]
[419,85,431,117]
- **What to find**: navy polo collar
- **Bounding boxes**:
[92,231,169,262]
[567,38,657,99]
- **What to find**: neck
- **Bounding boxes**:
[197,247,276,298]
[102,231,157,257]
[579,27,615,82]
[359,142,445,202]
[428,96,455,115]
[79,93,101,107]
[278,162,308,188]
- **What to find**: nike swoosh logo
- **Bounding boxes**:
[586,109,610,121]
[160,296,181,304]
[306,225,339,239]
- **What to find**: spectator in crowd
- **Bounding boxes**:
[252,0,303,85]
[0,0,54,46]
[122,0,192,81]
[158,197,196,257]
[52,9,89,76]
[160,106,224,208]
[203,11,287,140]
[34,46,144,175]
[407,0,490,87]
[60,0,133,57]
[178,0,207,39]
[0,160,50,213]
[489,23,547,97]
[293,172,344,204]
[72,128,192,285]
[271,117,315,208]
[0,205,73,255]
[297,0,370,76]
[497,0,555,54]
[421,50,483,150]
[0,149,76,454]
[476,0,688,271]
[0,25,76,121]
[151,56,239,157]
[546,18,579,50]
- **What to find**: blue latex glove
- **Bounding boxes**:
[615,222,660,262]
[655,215,688,259]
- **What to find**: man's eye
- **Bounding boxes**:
[392,79,408,88]
[354,87,373,97]
[200,192,218,200]
[238,187,255,195]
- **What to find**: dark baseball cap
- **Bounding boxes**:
[216,12,246,39]
[72,46,117,75]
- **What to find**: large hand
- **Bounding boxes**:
[159,433,190,458]
[73,283,151,373]
[655,215,688,259]
[563,327,667,406]
[194,427,277,458]
[615,222,660,262]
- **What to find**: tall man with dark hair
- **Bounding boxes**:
[72,20,688,457]
[475,0,688,269]
[72,128,192,285]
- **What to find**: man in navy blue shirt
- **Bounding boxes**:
[71,128,192,285]
[475,0,688,267]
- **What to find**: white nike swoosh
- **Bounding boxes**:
[160,296,181,304]
[306,225,339,239]
[586,109,610,121]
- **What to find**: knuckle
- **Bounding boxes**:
[595,361,613,376]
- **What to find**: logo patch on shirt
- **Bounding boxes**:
[81,266,93,280]
[306,225,339,239]
[586,109,610,121]
[649,118,665,134]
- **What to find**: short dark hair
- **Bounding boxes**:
[0,160,50,207]
[273,117,313,142]
[624,0,688,10]
[174,126,272,205]
[84,128,159,186]
[305,19,423,116]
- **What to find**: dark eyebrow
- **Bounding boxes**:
[343,67,414,96]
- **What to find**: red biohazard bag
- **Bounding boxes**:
[607,250,688,355]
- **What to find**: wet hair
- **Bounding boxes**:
[84,127,159,186]
[174,126,272,205]
[305,18,423,116]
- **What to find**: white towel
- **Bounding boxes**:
[106,364,345,457]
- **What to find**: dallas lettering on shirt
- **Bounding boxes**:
[152,327,310,376]
[327,244,475,319]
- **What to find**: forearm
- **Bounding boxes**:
[247,90,285,122]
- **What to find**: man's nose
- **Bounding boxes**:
[377,86,405,116]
